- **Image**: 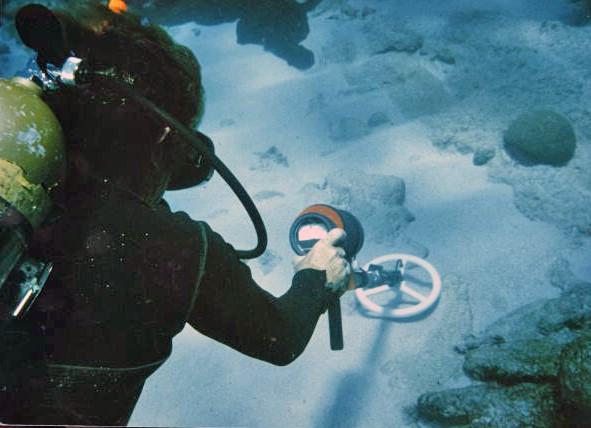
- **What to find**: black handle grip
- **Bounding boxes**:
[327,296,343,350]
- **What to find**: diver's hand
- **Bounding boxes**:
[293,228,352,296]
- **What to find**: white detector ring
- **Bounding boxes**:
[355,253,441,318]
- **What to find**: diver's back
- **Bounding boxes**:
[0,189,205,425]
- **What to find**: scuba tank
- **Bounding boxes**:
[0,76,65,320]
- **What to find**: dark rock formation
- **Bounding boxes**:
[418,383,561,427]
[472,147,495,166]
[463,337,564,383]
[417,275,591,427]
[503,110,577,166]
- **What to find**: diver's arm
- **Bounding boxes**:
[187,224,334,366]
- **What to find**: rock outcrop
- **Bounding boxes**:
[417,269,591,427]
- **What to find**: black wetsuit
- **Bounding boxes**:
[0,184,332,425]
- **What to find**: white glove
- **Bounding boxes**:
[293,228,352,295]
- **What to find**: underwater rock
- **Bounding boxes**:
[433,135,472,155]
[503,110,577,166]
[560,335,591,413]
[250,146,289,171]
[319,0,375,21]
[463,337,565,383]
[420,275,591,425]
[547,257,591,292]
[365,25,423,55]
[386,67,451,119]
[332,3,357,20]
[459,284,591,349]
[417,383,559,428]
[472,147,495,166]
[536,285,591,335]
[319,27,357,64]
[431,48,456,65]
[498,166,591,237]
[328,117,368,141]
[341,4,359,19]
[334,3,375,20]
[344,57,451,120]
[489,146,591,236]
[462,299,548,346]
[301,169,414,244]
[367,112,391,128]
[455,334,505,355]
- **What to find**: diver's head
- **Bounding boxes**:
[16,1,207,204]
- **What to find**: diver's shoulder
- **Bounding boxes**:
[157,198,205,230]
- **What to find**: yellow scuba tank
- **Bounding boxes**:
[0,76,65,320]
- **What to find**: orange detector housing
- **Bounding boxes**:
[289,204,364,260]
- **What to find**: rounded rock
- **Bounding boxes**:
[503,110,576,166]
[473,147,496,166]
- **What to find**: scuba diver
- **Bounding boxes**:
[0,1,350,425]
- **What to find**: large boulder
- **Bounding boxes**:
[417,383,560,427]
[456,284,591,352]
[463,337,565,383]
[503,110,576,166]
[343,57,452,120]
[537,285,591,335]
[420,282,591,426]
[300,169,414,244]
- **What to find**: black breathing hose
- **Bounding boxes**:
[86,75,268,259]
